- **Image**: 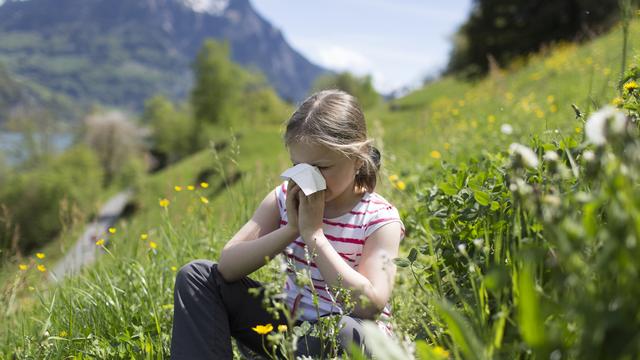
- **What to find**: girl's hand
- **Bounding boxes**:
[298,189,325,242]
[285,181,302,236]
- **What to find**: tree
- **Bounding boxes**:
[190,39,242,150]
[142,95,193,161]
[311,72,380,109]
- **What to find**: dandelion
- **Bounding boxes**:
[140,233,148,240]
[96,239,105,246]
[37,264,47,272]
[159,198,170,208]
[444,142,451,150]
[549,104,558,113]
[546,95,555,103]
[535,109,545,119]
[430,150,442,159]
[108,227,116,234]
[252,324,273,335]
[612,97,624,106]
[149,241,158,249]
[200,196,209,204]
[487,114,496,123]
[18,264,28,271]
[171,266,178,272]
[59,330,68,337]
[575,127,582,134]
[174,185,183,192]
[395,181,406,191]
[623,80,638,92]
[388,174,399,182]
[509,143,539,168]
[585,106,626,145]
[200,182,209,188]
[36,252,45,259]
[500,124,513,135]
[187,185,195,191]
[433,346,450,358]
[278,324,288,332]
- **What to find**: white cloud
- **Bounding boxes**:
[315,45,373,72]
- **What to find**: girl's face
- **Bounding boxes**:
[288,141,363,206]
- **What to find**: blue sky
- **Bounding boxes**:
[251,0,473,94]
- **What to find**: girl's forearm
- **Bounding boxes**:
[218,226,298,282]
[305,231,384,319]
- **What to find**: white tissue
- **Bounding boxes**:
[280,163,327,196]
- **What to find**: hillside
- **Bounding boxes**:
[1,19,638,359]
[0,0,328,114]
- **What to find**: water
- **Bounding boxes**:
[0,131,74,166]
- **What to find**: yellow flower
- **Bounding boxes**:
[487,114,496,123]
[575,127,582,134]
[433,346,450,358]
[59,330,68,337]
[174,185,183,192]
[171,266,178,272]
[200,182,209,188]
[252,324,273,335]
[159,198,170,208]
[19,264,28,271]
[28,286,35,291]
[430,150,442,159]
[624,80,638,92]
[388,174,399,182]
[277,324,288,332]
[96,239,105,246]
[444,142,451,151]
[108,227,116,234]
[36,252,45,259]
[200,196,209,204]
[187,185,195,191]
[162,304,173,310]
[546,95,555,104]
[612,97,624,106]
[37,264,47,272]
[149,241,158,249]
[140,233,148,240]
[395,181,407,191]
[549,104,558,113]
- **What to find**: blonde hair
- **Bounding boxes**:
[283,89,381,192]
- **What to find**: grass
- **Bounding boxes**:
[1,18,639,359]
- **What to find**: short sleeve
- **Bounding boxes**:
[363,205,405,241]
[274,180,288,220]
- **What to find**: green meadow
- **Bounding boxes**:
[1,19,639,359]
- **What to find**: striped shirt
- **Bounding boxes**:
[275,181,405,334]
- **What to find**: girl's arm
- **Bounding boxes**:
[217,188,298,282]
[305,223,403,319]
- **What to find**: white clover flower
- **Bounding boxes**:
[501,124,513,135]
[543,151,559,162]
[473,238,483,247]
[457,244,467,255]
[585,105,627,145]
[583,150,595,161]
[509,143,540,168]
[509,183,518,191]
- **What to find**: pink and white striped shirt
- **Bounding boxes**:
[275,181,405,334]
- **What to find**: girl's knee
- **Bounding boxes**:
[175,259,218,290]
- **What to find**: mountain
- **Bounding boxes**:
[0,0,328,114]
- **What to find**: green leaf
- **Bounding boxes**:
[438,182,458,195]
[490,201,500,211]
[393,258,411,268]
[408,248,418,263]
[518,262,544,348]
[433,298,486,360]
[474,190,491,206]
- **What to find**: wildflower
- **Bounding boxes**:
[583,150,595,161]
[388,174,399,182]
[433,346,450,358]
[450,108,460,116]
[543,151,559,162]
[623,80,638,92]
[28,286,35,291]
[473,238,483,248]
[575,127,582,134]
[96,239,105,246]
[585,106,626,145]
[171,266,178,272]
[395,181,407,191]
[547,95,555,103]
[200,196,209,204]
[174,185,183,192]
[252,324,273,335]
[37,264,47,272]
[549,104,558,113]
[500,124,513,135]
[200,182,209,188]
[36,252,45,259]
[612,97,624,106]
[457,244,467,255]
[187,185,195,191]
[443,142,451,150]
[140,233,148,240]
[278,324,288,332]
[19,264,28,271]
[159,198,170,208]
[149,241,158,249]
[509,143,540,168]
[162,304,173,310]
[108,227,116,234]
[59,330,68,337]
[487,114,496,123]
[430,150,442,159]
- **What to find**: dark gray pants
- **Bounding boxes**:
[170,259,367,359]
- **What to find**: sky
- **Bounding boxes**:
[251,0,473,94]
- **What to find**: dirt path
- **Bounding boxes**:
[49,189,133,282]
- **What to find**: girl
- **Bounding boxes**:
[170,89,405,359]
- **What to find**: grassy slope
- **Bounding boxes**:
[1,19,638,356]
